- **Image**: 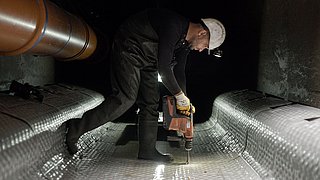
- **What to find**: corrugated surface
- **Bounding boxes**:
[0,83,104,180]
[42,122,262,180]
[2,88,320,180]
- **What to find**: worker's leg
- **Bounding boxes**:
[136,69,173,162]
[66,40,141,154]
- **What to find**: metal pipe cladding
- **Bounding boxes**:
[0,0,97,61]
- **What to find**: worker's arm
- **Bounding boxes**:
[151,10,188,96]
[172,46,190,95]
[157,35,183,95]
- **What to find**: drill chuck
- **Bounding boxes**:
[185,140,192,151]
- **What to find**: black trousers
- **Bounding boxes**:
[69,16,160,140]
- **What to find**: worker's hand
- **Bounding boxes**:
[174,92,191,111]
[175,91,196,116]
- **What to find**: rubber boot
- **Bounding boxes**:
[137,120,174,162]
[65,118,82,155]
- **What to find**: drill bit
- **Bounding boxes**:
[186,150,190,164]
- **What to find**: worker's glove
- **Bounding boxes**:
[190,104,195,114]
[175,92,190,111]
[175,92,196,116]
[178,104,196,116]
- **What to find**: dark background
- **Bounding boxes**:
[53,0,263,123]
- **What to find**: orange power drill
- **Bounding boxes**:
[162,95,193,163]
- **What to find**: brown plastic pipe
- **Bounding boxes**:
[0,0,97,61]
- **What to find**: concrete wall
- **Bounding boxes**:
[1,0,320,110]
[257,0,320,107]
[0,55,55,91]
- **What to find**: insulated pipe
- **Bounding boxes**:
[0,0,97,61]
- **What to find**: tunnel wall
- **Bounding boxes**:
[211,89,320,179]
[257,0,320,107]
[0,55,55,91]
[0,84,104,179]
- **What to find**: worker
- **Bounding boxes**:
[65,8,226,163]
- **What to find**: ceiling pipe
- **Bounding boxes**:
[0,0,97,61]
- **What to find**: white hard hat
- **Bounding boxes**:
[201,18,226,51]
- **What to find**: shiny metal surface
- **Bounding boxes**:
[0,0,97,60]
[0,83,104,180]
[48,122,262,180]
[2,88,320,179]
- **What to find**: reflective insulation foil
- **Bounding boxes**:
[0,83,104,180]
[1,88,320,180]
